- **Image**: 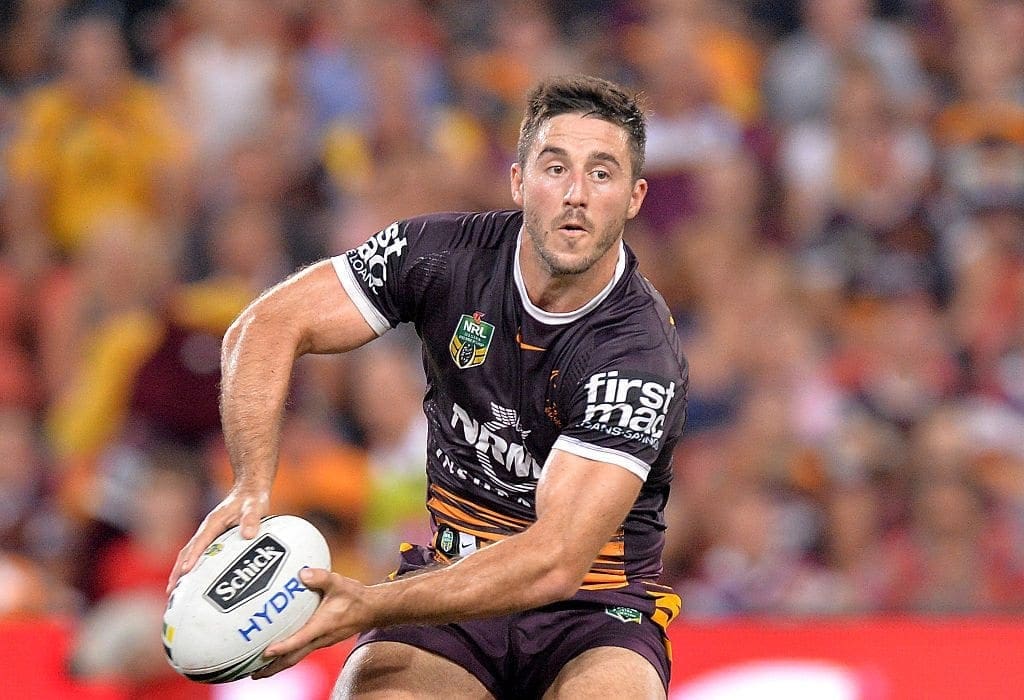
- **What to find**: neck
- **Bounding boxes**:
[516,230,623,315]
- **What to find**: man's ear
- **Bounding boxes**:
[626,178,648,219]
[510,162,524,206]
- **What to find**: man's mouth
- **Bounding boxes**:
[557,220,589,234]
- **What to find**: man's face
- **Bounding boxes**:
[65,19,128,103]
[511,113,647,277]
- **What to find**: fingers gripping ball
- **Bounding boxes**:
[162,515,330,683]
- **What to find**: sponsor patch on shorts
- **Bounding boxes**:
[604,605,643,624]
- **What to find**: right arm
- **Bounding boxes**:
[168,260,378,591]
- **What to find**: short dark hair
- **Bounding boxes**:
[517,75,647,179]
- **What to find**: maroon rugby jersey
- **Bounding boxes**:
[330,210,687,626]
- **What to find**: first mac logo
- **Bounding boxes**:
[204,535,288,613]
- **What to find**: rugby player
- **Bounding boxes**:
[169,74,689,699]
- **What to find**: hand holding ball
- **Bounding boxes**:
[162,515,330,683]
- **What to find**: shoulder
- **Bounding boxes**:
[334,210,522,323]
[123,79,177,122]
[560,262,687,399]
[7,86,73,171]
[125,77,164,101]
[359,209,520,267]
[598,256,685,368]
[399,209,522,251]
[17,84,73,128]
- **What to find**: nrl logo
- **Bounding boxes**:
[449,312,494,369]
[436,525,458,557]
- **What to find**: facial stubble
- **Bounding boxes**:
[523,207,626,277]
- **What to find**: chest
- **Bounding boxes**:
[416,261,580,457]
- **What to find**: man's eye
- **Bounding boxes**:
[548,165,565,175]
[591,170,610,181]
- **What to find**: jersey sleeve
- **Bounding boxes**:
[551,350,687,482]
[329,216,441,335]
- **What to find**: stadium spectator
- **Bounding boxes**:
[163,0,290,172]
[779,58,935,251]
[4,11,190,280]
[90,442,205,601]
[763,0,927,126]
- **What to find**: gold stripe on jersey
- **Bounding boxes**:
[583,530,622,582]
[580,580,629,590]
[429,506,509,539]
[428,484,532,533]
[426,486,646,591]
[430,484,532,528]
[597,539,625,559]
[581,571,628,589]
[580,531,627,588]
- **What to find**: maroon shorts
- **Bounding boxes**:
[350,547,670,699]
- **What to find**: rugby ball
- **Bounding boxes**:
[162,514,330,683]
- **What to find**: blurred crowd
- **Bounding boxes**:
[1,0,1024,695]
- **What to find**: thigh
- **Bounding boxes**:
[541,646,666,700]
[333,641,495,700]
[514,602,671,697]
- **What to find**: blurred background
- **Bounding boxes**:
[0,0,1022,697]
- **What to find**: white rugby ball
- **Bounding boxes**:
[163,514,330,683]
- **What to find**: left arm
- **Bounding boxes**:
[254,449,644,678]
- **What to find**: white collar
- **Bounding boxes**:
[513,230,626,325]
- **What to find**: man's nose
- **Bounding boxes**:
[563,174,588,207]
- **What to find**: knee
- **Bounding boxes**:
[332,641,493,700]
[332,644,409,700]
